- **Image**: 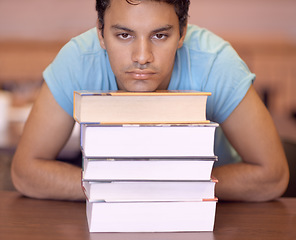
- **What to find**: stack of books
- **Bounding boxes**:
[74,90,218,232]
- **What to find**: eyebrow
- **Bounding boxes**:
[111,24,135,33]
[111,24,174,34]
[151,25,174,34]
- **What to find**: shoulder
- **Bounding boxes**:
[179,25,255,123]
[182,24,251,76]
[61,28,104,57]
[183,24,230,54]
[48,27,108,77]
[178,24,234,77]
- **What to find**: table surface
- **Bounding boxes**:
[0,191,295,240]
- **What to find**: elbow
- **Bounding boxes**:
[261,160,290,202]
[273,163,290,199]
[11,157,25,196]
[11,155,34,198]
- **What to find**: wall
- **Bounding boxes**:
[0,0,96,41]
[0,0,296,140]
[1,0,296,42]
[189,0,296,44]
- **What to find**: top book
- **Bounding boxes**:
[73,90,211,124]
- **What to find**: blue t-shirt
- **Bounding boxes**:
[43,24,255,165]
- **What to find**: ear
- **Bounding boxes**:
[97,25,106,50]
[177,25,187,49]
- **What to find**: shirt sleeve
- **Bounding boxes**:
[43,40,82,117]
[203,43,256,123]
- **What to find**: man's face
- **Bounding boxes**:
[98,0,186,92]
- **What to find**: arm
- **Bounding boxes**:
[213,85,289,202]
[11,82,85,201]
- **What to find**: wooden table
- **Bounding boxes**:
[0,191,295,240]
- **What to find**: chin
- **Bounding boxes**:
[124,82,158,92]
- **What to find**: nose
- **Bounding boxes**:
[132,37,154,66]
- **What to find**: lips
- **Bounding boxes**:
[127,70,156,80]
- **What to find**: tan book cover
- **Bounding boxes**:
[74,90,211,124]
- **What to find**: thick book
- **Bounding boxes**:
[86,199,217,232]
[82,179,217,201]
[81,123,218,158]
[82,156,217,181]
[73,90,211,124]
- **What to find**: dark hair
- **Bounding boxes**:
[96,0,190,37]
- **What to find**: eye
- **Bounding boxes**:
[117,33,132,40]
[152,33,168,40]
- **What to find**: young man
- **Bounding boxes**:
[11,0,289,201]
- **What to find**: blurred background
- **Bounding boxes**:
[0,0,295,195]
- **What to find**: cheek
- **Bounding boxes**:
[157,49,176,70]
[104,39,128,65]
[157,41,178,59]
[107,49,127,71]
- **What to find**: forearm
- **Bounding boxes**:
[212,161,288,202]
[11,158,85,201]
[214,86,290,202]
[10,82,85,201]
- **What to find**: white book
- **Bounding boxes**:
[86,199,217,232]
[82,157,217,181]
[81,123,218,158]
[82,179,217,201]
